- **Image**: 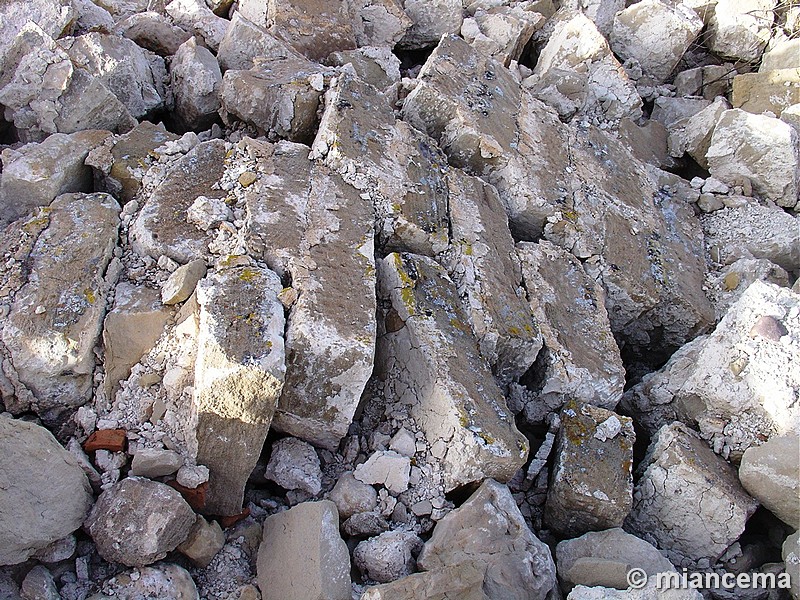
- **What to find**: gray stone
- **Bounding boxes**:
[170,37,222,130]
[418,479,556,600]
[216,12,304,72]
[461,7,544,67]
[354,451,411,495]
[342,512,390,537]
[32,535,77,563]
[706,0,776,62]
[399,0,462,49]
[0,0,73,70]
[329,472,378,519]
[165,0,229,52]
[761,39,800,72]
[257,500,350,600]
[95,563,198,599]
[707,109,799,208]
[360,562,490,600]
[326,47,401,95]
[116,12,192,56]
[667,96,728,168]
[568,581,703,599]
[557,0,621,36]
[21,566,59,600]
[264,437,323,495]
[86,476,195,567]
[739,434,800,529]
[625,422,758,566]
[0,416,93,565]
[352,0,412,47]
[783,531,799,600]
[0,129,111,226]
[545,402,634,537]
[674,65,736,100]
[354,531,424,583]
[177,515,225,568]
[192,266,286,515]
[130,448,183,478]
[161,260,207,305]
[651,97,712,130]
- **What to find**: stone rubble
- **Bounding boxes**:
[0,0,798,598]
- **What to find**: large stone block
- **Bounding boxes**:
[352,0,412,47]
[217,12,304,72]
[705,0,776,62]
[739,433,800,529]
[399,0,462,49]
[361,562,489,600]
[732,69,800,117]
[461,6,544,66]
[170,37,222,130]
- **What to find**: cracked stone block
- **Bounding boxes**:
[0,129,110,226]
[625,422,758,566]
[361,561,490,600]
[59,32,167,119]
[461,6,544,66]
[353,530,423,583]
[116,11,193,57]
[378,253,528,491]
[558,0,622,36]
[264,437,323,495]
[313,73,450,256]
[221,57,328,143]
[707,109,799,208]
[515,241,625,420]
[165,0,229,52]
[192,266,287,515]
[352,0,412,47]
[733,69,800,117]
[705,0,777,63]
[399,0,462,49]
[621,281,800,459]
[544,401,634,537]
[217,12,306,72]
[130,139,227,263]
[610,0,703,83]
[170,37,222,131]
[441,171,542,382]
[739,433,800,529]
[667,96,728,169]
[257,500,350,600]
[418,479,557,599]
[354,450,411,494]
[1,193,119,418]
[402,35,572,239]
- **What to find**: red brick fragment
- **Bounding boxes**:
[167,479,208,512]
[218,507,250,529]
[83,429,127,453]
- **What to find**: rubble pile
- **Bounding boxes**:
[0,0,798,599]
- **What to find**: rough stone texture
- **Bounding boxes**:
[544,402,634,537]
[515,241,625,421]
[673,65,735,100]
[116,11,192,56]
[353,530,424,583]
[192,266,286,515]
[0,129,110,226]
[761,39,800,72]
[0,416,93,565]
[161,260,207,306]
[610,0,703,83]
[378,253,529,491]
[667,96,728,169]
[264,437,323,495]
[216,12,304,72]
[442,171,542,382]
[708,258,790,320]
[85,477,195,567]
[329,472,378,519]
[651,97,712,130]
[354,450,412,494]
[418,479,557,599]
[732,69,800,117]
[312,73,450,256]
[707,109,798,207]
[21,565,59,600]
[170,37,222,130]
[165,0,229,52]
[130,140,227,263]
[783,531,799,600]
[706,0,777,62]
[461,6,544,66]
[625,422,758,566]
[326,47,401,96]
[739,434,800,528]
[557,0,622,36]
[1,193,119,417]
[568,581,703,599]
[399,0,463,49]
[177,515,225,568]
[256,500,350,600]
[361,562,490,600]
[130,448,183,478]
[0,0,74,69]
[95,563,198,599]
[241,140,376,450]
[556,528,675,592]
[352,0,412,47]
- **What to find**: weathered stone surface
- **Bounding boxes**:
[130,139,227,263]
[20,565,59,600]
[86,476,195,567]
[418,479,556,599]
[625,422,758,566]
[354,451,411,494]
[361,562,490,600]
[95,563,198,599]
[221,58,327,143]
[739,434,800,528]
[0,129,110,226]
[617,118,672,169]
[544,402,634,537]
[0,0,73,70]
[257,500,350,600]
[192,266,286,515]
[330,472,378,519]
[165,0,229,52]
[399,0,462,49]
[59,32,166,119]
[378,253,529,491]
[783,531,799,600]
[442,171,541,382]
[557,0,621,36]
[1,193,119,416]
[610,0,703,83]
[343,511,390,537]
[116,11,192,56]
[621,282,800,459]
[708,258,790,319]
[170,37,222,130]
[667,96,728,168]
[161,260,207,305]
[761,38,800,72]
[568,581,702,599]
[651,97,712,130]
[673,64,735,100]
[326,47,401,95]
[264,437,323,495]
[130,448,183,478]
[216,12,304,72]
[461,6,544,66]
[556,528,675,592]
[177,514,225,568]
[515,241,624,420]
[354,530,423,583]
[732,69,800,117]
[0,416,93,565]
[313,73,449,255]
[706,0,777,62]
[352,0,412,47]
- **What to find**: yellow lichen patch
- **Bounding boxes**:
[238,268,258,282]
[83,288,96,304]
[238,171,257,187]
[723,272,740,291]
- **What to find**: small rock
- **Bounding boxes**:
[354,451,411,495]
[749,315,788,342]
[353,530,424,584]
[130,448,183,478]
[329,472,378,519]
[342,511,391,537]
[187,195,232,231]
[264,437,323,496]
[161,259,207,305]
[177,515,225,568]
[21,565,59,600]
[176,464,210,489]
[98,563,198,599]
[238,171,257,187]
[32,535,77,563]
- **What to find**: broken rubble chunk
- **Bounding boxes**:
[326,47,401,96]
[399,0,463,49]
[739,434,800,529]
[116,11,192,56]
[264,437,323,495]
[177,514,225,568]
[130,447,183,478]
[352,0,412,47]
[0,0,74,70]
[97,563,198,599]
[761,38,800,72]
[161,260,207,305]
[354,451,411,494]
[732,69,800,117]
[705,0,776,63]
[625,422,758,566]
[330,472,379,519]
[216,12,305,72]
[165,0,229,52]
[544,401,634,537]
[170,37,222,131]
[461,6,544,66]
[783,531,800,599]
[360,561,490,600]
[557,0,621,36]
[667,96,728,168]
[354,530,423,583]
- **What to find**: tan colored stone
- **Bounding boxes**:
[161,260,207,305]
[177,515,225,568]
[217,12,304,72]
[732,69,800,116]
[262,0,357,61]
[739,434,800,529]
[361,562,489,600]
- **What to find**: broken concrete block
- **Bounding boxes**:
[170,37,222,130]
[610,0,703,83]
[739,434,800,529]
[0,416,93,566]
[706,0,776,62]
[1,193,119,417]
[85,476,195,567]
[130,448,183,478]
[216,12,305,72]
[626,422,758,566]
[461,6,544,66]
[354,451,411,494]
[352,0,412,47]
[257,500,350,600]
[192,266,286,515]
[399,0,463,49]
[442,171,542,382]
[0,129,110,226]
[116,11,193,56]
[378,253,528,492]
[165,0,229,52]
[361,562,489,600]
[515,241,625,421]
[177,515,225,568]
[418,479,557,599]
[161,259,207,305]
[667,96,728,168]
[264,437,323,495]
[354,530,423,583]
[732,69,800,117]
[708,109,799,208]
[544,401,634,537]
[130,139,227,263]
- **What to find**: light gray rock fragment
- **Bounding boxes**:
[399,0,462,49]
[326,47,401,96]
[558,0,621,36]
[177,515,225,568]
[116,11,192,56]
[739,434,800,529]
[354,451,411,494]
[130,448,183,478]
[330,472,378,519]
[21,565,59,600]
[165,0,229,52]
[352,0,412,47]
[461,6,544,66]
[96,563,198,599]
[568,581,702,599]
[216,12,304,72]
[0,0,74,70]
[264,437,323,495]
[354,531,423,583]
[360,561,490,600]
[170,37,222,130]
[161,260,207,305]
[705,0,776,62]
